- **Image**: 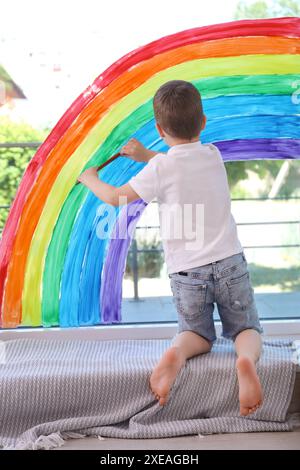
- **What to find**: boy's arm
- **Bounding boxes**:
[77,168,139,207]
[120,138,164,162]
[78,138,163,206]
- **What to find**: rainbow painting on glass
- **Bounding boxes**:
[0,17,299,328]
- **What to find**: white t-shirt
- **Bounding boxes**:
[128,141,242,274]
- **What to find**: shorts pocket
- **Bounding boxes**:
[220,258,246,278]
[226,271,254,311]
[171,279,207,319]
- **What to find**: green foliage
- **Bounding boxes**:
[126,234,164,279]
[0,117,48,228]
[225,161,248,189]
[234,0,300,19]
[225,160,284,196]
[235,0,270,18]
[249,263,300,291]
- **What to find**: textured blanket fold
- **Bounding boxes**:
[0,337,297,449]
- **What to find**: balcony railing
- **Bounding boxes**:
[1,200,299,300]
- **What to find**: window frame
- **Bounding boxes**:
[0,319,299,342]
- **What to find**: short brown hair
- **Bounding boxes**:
[153,80,203,140]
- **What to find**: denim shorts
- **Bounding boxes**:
[169,252,263,342]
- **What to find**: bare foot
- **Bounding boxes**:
[150,347,185,406]
[236,356,263,416]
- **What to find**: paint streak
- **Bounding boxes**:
[101,200,147,324]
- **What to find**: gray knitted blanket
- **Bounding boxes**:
[0,337,297,449]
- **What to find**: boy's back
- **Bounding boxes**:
[78,79,263,416]
[129,140,242,274]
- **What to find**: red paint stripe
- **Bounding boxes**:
[92,17,300,90]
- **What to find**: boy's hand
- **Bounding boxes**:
[121,138,153,163]
[77,167,98,186]
[77,166,139,207]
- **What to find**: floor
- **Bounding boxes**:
[122,292,300,323]
[55,428,300,450]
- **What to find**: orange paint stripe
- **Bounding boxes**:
[3,35,299,325]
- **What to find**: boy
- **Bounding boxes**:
[78,80,263,416]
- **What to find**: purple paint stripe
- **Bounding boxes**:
[215,138,300,160]
[100,200,147,324]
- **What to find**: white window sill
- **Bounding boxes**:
[0,320,299,341]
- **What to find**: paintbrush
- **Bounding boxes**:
[76,151,121,185]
